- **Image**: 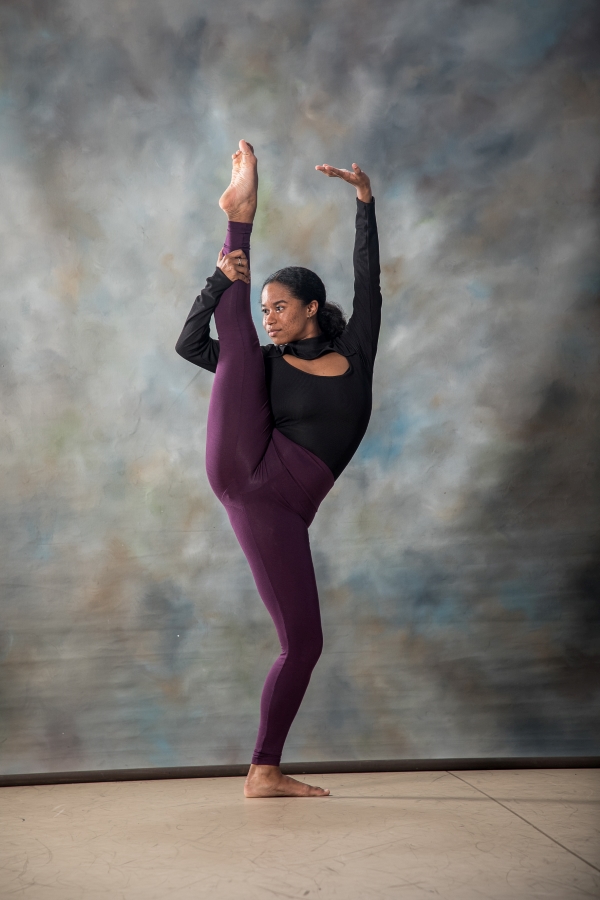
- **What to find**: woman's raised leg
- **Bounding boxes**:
[205,142,272,499]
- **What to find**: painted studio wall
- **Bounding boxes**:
[1,0,599,775]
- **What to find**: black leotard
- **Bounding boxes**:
[175,197,382,479]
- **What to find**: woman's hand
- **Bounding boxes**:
[315,162,372,203]
[217,249,250,284]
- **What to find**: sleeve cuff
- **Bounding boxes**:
[226,221,254,233]
[209,266,235,288]
[357,196,375,214]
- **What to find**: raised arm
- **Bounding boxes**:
[315,163,382,368]
[175,269,229,372]
[175,242,250,372]
[341,197,381,365]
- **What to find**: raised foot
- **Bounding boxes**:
[244,764,330,798]
[219,139,258,223]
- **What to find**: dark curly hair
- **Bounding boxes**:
[261,266,346,341]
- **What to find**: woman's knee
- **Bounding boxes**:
[289,629,323,671]
[206,463,243,504]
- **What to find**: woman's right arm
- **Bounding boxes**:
[175,269,231,372]
[174,249,249,372]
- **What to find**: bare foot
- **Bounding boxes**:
[219,139,258,223]
[244,764,330,798]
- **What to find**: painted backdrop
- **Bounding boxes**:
[1,0,599,773]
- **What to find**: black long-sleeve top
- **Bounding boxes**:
[175,197,382,479]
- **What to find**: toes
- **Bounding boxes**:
[308,785,329,796]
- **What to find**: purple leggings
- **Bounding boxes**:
[205,221,335,766]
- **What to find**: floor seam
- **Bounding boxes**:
[448,770,600,875]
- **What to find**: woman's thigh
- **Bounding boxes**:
[223,475,322,650]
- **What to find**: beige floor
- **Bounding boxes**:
[1,769,599,899]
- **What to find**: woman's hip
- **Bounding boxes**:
[213,429,334,525]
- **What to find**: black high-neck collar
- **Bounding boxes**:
[278,333,334,360]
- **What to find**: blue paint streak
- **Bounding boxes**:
[579,270,600,296]
[496,577,565,629]
[346,555,469,633]
[468,280,491,301]
[509,0,571,69]
[357,410,415,466]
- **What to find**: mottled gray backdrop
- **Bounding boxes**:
[1,0,599,774]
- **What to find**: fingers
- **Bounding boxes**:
[229,251,248,274]
[315,163,366,179]
[218,249,250,284]
[315,164,353,181]
[316,164,344,176]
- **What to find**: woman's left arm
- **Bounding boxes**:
[315,163,382,368]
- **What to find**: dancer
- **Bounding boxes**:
[175,140,381,797]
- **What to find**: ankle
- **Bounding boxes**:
[247,763,280,779]
[225,205,256,224]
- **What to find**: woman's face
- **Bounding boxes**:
[261,283,319,344]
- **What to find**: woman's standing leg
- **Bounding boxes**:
[229,483,324,768]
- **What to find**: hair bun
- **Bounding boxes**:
[317,301,346,341]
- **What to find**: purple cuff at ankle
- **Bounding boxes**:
[251,751,281,766]
[223,220,253,255]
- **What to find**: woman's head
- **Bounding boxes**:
[261,267,346,345]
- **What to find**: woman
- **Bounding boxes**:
[175,140,381,797]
